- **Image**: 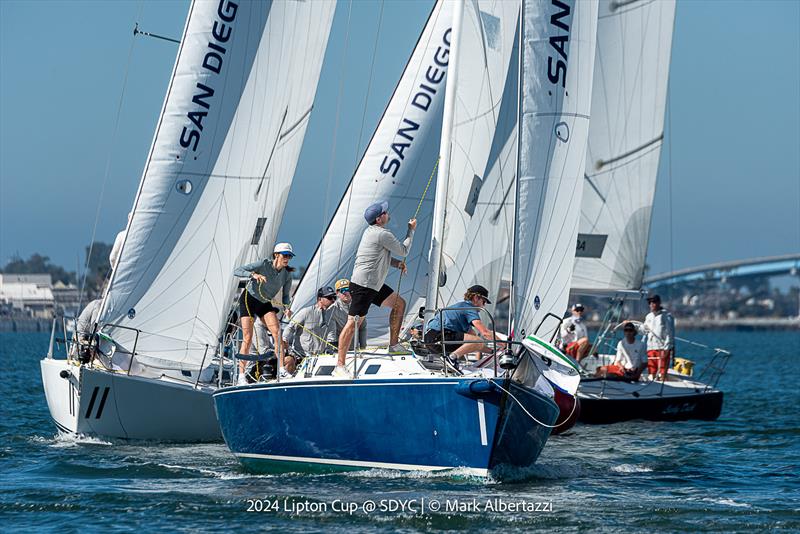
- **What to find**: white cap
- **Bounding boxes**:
[273,242,294,256]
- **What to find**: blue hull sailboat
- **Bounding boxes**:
[215,0,597,477]
[214,354,558,475]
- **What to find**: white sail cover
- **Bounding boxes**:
[292,0,454,345]
[572,0,676,292]
[100,0,336,368]
[428,0,520,317]
[512,0,598,337]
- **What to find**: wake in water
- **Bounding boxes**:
[30,433,113,448]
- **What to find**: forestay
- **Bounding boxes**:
[100,0,336,369]
[572,0,676,293]
[292,0,454,345]
[427,0,520,319]
[512,0,598,337]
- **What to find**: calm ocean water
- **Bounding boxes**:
[1,330,798,532]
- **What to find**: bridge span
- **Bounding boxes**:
[644,253,800,288]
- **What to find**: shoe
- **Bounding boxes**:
[236,375,247,386]
[388,343,411,355]
[332,365,350,379]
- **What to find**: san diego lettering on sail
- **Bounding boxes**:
[179,0,238,152]
[379,27,452,179]
[547,0,572,88]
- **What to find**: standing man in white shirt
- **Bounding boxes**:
[596,322,647,380]
[642,294,675,380]
[335,200,416,377]
[559,303,591,361]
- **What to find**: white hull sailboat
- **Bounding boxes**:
[40,0,336,442]
[41,357,221,441]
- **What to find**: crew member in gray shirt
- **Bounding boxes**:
[335,200,416,376]
[283,286,337,357]
[233,242,296,384]
[327,278,366,348]
[71,298,102,360]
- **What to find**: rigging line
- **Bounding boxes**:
[353,0,385,166]
[317,0,354,287]
[667,80,674,303]
[78,2,143,312]
[333,0,385,270]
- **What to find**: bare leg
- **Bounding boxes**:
[575,338,591,361]
[337,316,362,366]
[263,311,283,374]
[239,316,254,376]
[452,333,489,358]
[380,292,406,346]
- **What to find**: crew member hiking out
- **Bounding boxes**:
[335,200,416,377]
[233,242,295,385]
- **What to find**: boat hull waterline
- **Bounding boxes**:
[41,358,222,442]
[213,377,559,477]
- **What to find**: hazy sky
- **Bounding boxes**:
[1,0,798,278]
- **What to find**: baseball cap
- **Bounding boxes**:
[317,286,336,299]
[647,294,661,303]
[467,284,492,304]
[335,279,350,292]
[273,242,294,257]
[572,303,585,311]
[364,200,389,224]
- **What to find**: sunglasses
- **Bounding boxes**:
[337,288,350,294]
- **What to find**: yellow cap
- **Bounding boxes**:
[335,279,350,291]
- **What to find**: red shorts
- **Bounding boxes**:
[565,341,580,357]
[647,350,669,376]
[605,364,625,377]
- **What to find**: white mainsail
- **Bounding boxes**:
[292,0,454,345]
[512,0,598,337]
[427,0,520,320]
[100,0,336,368]
[571,0,676,293]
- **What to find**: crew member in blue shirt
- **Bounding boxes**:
[424,285,503,359]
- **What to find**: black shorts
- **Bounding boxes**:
[238,290,280,318]
[349,282,394,318]
[423,329,465,352]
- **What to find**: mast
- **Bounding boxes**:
[508,0,524,339]
[426,0,465,322]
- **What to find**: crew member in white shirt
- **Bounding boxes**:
[596,322,647,380]
[559,303,590,361]
[642,294,675,380]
